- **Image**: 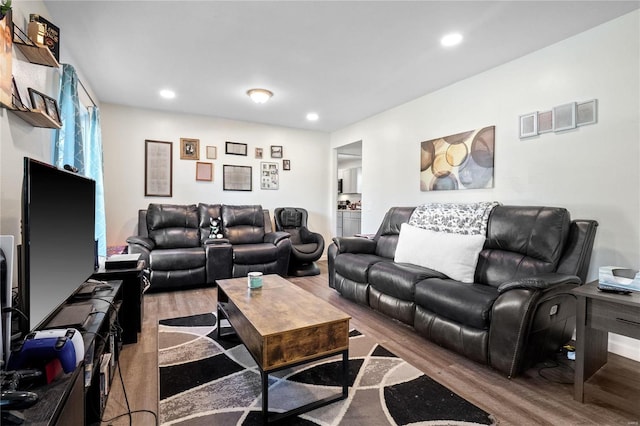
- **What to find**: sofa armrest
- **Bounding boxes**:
[205,242,233,283]
[204,238,230,245]
[264,231,291,245]
[497,273,581,294]
[126,235,155,251]
[332,236,376,254]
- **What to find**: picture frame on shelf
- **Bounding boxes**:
[223,165,252,191]
[576,99,597,126]
[180,138,200,160]
[145,140,173,197]
[195,162,213,181]
[11,77,28,111]
[519,112,537,138]
[553,102,576,132]
[255,147,263,159]
[283,159,291,170]
[225,141,248,156]
[270,145,283,158]
[206,145,217,159]
[44,96,60,124]
[27,87,47,113]
[537,110,553,134]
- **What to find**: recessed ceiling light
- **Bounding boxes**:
[247,88,273,104]
[440,32,463,47]
[306,112,319,121]
[160,89,176,99]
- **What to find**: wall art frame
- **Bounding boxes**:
[519,112,538,138]
[537,110,553,134]
[260,162,279,190]
[283,159,291,170]
[255,147,263,159]
[223,165,252,191]
[225,141,248,156]
[576,99,597,126]
[196,162,213,181]
[206,145,217,159]
[145,139,173,197]
[553,102,576,132]
[270,145,283,158]
[180,138,200,160]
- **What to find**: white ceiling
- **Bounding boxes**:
[41,1,639,133]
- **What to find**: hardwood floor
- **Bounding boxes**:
[102,262,640,425]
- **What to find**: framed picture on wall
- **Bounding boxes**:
[553,102,576,132]
[145,139,173,197]
[196,162,213,181]
[519,112,537,138]
[225,141,248,156]
[180,138,200,160]
[206,145,217,159]
[283,159,291,170]
[270,145,283,158]
[576,99,597,126]
[255,147,263,159]
[223,165,252,191]
[260,162,279,190]
[537,110,553,133]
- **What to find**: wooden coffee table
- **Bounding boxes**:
[216,274,351,423]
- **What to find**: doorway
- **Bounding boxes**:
[336,141,362,237]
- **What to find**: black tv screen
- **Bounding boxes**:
[20,158,96,333]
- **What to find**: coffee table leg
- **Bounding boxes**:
[262,370,269,425]
[342,349,349,397]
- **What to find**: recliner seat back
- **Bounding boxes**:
[147,204,200,249]
[221,205,266,244]
[475,206,571,287]
[373,207,415,259]
[275,208,307,245]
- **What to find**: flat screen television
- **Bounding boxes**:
[19,158,96,335]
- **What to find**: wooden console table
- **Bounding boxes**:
[573,281,640,404]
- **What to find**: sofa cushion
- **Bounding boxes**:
[222,205,266,244]
[147,204,200,249]
[149,247,205,270]
[394,224,485,283]
[335,253,389,283]
[369,262,446,301]
[295,242,319,255]
[414,278,499,330]
[232,243,281,264]
[476,206,571,287]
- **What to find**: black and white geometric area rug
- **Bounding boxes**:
[158,313,495,426]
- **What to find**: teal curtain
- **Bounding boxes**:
[53,64,85,174]
[54,64,107,257]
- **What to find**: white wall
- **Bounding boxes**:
[100,104,332,250]
[331,11,640,360]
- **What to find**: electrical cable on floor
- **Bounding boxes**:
[537,358,575,385]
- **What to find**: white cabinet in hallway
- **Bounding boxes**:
[336,210,361,237]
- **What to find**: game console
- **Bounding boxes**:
[7,329,80,374]
[32,329,84,368]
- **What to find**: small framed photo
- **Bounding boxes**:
[225,141,248,156]
[27,87,47,113]
[519,112,537,138]
[195,162,213,181]
[255,147,263,159]
[11,77,27,111]
[537,110,553,134]
[283,159,291,170]
[576,99,597,126]
[206,146,217,159]
[223,165,252,191]
[553,102,576,132]
[180,138,200,160]
[270,145,283,158]
[44,96,61,124]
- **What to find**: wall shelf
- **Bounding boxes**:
[9,107,62,129]
[13,40,60,67]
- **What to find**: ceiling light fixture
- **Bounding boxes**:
[159,89,176,99]
[440,32,463,47]
[247,88,273,104]
[306,112,319,121]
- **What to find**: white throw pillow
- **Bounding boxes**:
[394,223,486,283]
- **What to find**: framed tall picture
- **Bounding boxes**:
[260,162,279,190]
[223,165,252,191]
[180,138,200,160]
[519,112,537,138]
[206,145,217,159]
[145,140,173,197]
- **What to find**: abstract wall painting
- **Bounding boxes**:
[420,126,495,191]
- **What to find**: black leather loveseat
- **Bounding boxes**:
[328,203,598,377]
[127,204,291,292]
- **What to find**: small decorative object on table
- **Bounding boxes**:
[247,271,263,289]
[598,266,640,293]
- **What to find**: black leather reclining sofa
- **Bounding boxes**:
[328,204,598,377]
[127,204,291,292]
